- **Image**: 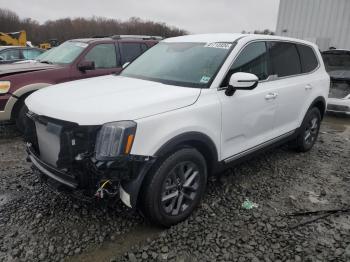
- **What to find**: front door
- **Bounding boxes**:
[73,43,122,80]
[217,41,279,161]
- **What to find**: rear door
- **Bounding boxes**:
[268,42,319,135]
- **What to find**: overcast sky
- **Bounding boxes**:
[0,0,280,33]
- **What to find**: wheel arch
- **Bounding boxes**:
[154,131,219,175]
[308,96,326,120]
[9,83,52,120]
[121,131,219,208]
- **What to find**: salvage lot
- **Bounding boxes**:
[0,115,349,262]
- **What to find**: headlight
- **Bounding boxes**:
[95,121,137,160]
[0,81,11,94]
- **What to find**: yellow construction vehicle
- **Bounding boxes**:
[39,39,60,50]
[0,30,27,46]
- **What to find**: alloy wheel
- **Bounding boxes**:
[161,161,200,216]
[304,116,319,146]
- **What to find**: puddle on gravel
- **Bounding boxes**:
[323,115,350,138]
[67,225,163,262]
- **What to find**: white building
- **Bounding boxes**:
[276,0,350,50]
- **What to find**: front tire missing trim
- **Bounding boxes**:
[140,147,207,227]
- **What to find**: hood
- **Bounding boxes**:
[26,75,201,125]
[0,61,60,76]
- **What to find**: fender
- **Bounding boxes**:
[120,131,219,208]
[1,83,52,121]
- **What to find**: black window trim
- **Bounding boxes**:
[219,39,321,88]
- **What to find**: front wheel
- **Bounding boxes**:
[295,107,321,152]
[140,148,207,227]
[15,102,29,133]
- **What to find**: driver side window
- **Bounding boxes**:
[84,44,117,69]
[223,42,269,86]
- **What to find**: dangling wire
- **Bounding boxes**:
[95,180,118,198]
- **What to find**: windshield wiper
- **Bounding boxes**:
[38,60,53,64]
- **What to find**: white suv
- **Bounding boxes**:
[23,34,329,226]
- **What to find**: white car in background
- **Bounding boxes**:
[20,34,329,227]
[322,49,350,115]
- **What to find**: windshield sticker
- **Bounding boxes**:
[75,43,88,48]
[200,76,211,83]
[204,42,232,49]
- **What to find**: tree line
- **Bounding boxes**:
[0,8,188,45]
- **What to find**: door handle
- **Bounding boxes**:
[265,92,278,100]
[305,84,313,90]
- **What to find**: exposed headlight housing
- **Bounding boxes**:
[0,81,11,95]
[95,121,137,160]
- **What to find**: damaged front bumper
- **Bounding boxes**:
[27,142,156,208]
[25,112,156,208]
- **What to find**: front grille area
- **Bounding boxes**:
[24,112,149,194]
[25,112,100,169]
[329,82,350,99]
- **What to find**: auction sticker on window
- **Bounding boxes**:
[200,76,211,83]
[204,42,232,49]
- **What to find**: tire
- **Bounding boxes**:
[140,147,207,227]
[15,102,28,133]
[295,107,321,152]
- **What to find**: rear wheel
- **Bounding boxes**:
[140,147,207,227]
[295,107,321,152]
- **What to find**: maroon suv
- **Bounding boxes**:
[0,35,159,131]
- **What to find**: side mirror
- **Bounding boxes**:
[78,60,95,72]
[122,62,130,69]
[225,72,259,96]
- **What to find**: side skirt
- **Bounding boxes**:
[213,129,299,175]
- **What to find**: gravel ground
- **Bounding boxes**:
[0,116,349,262]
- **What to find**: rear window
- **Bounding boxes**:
[297,44,318,73]
[268,42,301,77]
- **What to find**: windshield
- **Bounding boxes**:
[36,41,88,64]
[121,42,234,88]
[323,52,350,71]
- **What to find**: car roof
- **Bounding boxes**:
[0,46,22,50]
[164,33,246,43]
[322,49,350,54]
[0,46,41,51]
[163,33,318,47]
[69,37,159,44]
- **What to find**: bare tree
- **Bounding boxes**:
[0,8,188,45]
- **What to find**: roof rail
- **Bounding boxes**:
[111,35,163,40]
[92,35,110,38]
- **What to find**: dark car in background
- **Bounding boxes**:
[0,46,45,64]
[0,35,160,131]
[322,49,350,115]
